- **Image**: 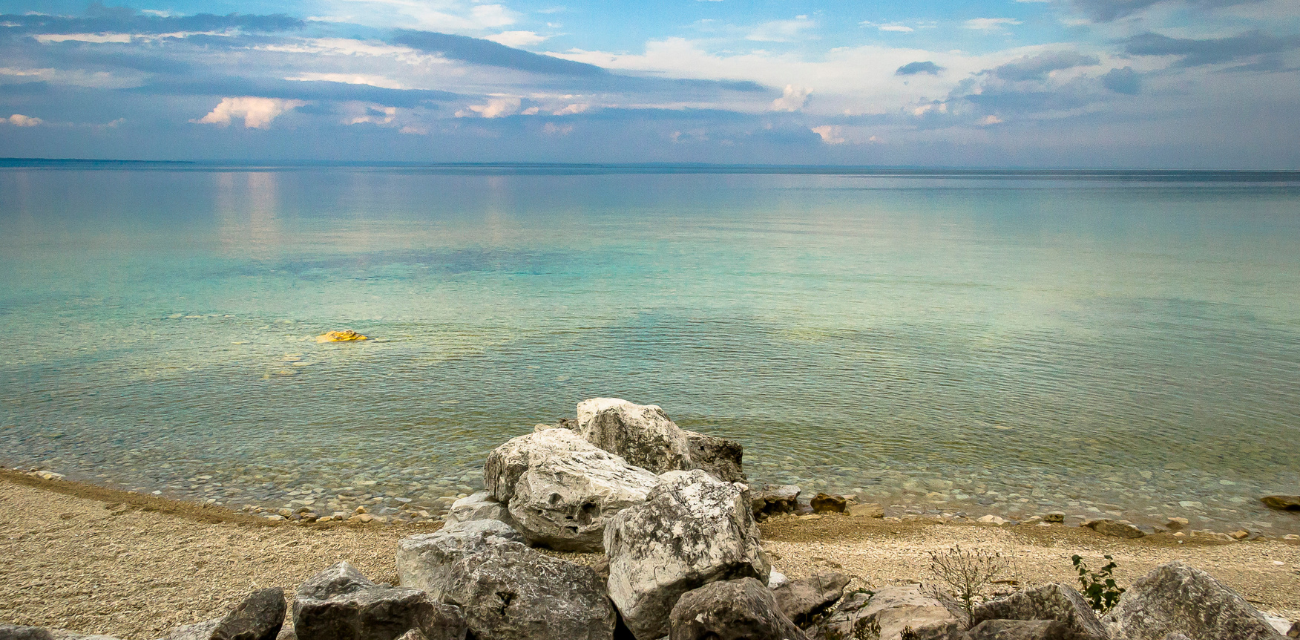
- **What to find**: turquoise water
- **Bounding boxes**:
[2,164,1299,531]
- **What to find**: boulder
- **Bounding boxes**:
[156,589,287,640]
[809,494,846,514]
[1102,561,1285,640]
[576,398,694,474]
[397,519,524,601]
[668,578,806,640]
[967,620,1081,640]
[848,503,885,518]
[161,622,221,640]
[484,429,660,552]
[293,562,466,640]
[440,541,615,640]
[605,470,770,640]
[971,584,1107,640]
[1261,496,1300,511]
[810,585,962,640]
[751,485,801,520]
[443,492,513,528]
[0,627,120,640]
[1290,620,1299,638]
[1082,520,1144,539]
[772,573,851,627]
[683,430,746,483]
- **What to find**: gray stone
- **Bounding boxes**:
[668,578,806,640]
[605,470,770,640]
[751,485,801,520]
[1289,620,1299,638]
[809,494,846,514]
[396,519,524,601]
[484,429,660,552]
[1102,561,1285,640]
[810,585,962,640]
[1261,496,1300,511]
[771,573,851,627]
[214,588,288,640]
[967,620,1081,640]
[1082,520,1145,539]
[0,626,55,640]
[443,492,513,528]
[576,398,694,474]
[971,584,1107,640]
[682,431,746,483]
[1043,513,1065,524]
[161,622,221,640]
[293,561,466,640]
[440,541,615,640]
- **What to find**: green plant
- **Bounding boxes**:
[927,545,1007,620]
[1072,554,1126,613]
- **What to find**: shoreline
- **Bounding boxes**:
[2,468,1298,639]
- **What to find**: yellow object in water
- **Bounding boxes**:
[316,329,368,343]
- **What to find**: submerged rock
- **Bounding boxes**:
[484,428,659,552]
[847,503,884,518]
[1102,561,1285,640]
[315,330,368,343]
[669,578,806,640]
[605,470,770,640]
[1082,519,1145,539]
[809,494,846,514]
[1261,496,1300,511]
[440,541,615,640]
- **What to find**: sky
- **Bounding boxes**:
[1,0,1298,166]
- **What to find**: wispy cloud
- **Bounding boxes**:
[747,15,816,42]
[964,18,1022,31]
[483,31,548,47]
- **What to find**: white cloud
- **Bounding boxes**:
[0,66,145,89]
[879,25,915,33]
[552,103,589,115]
[747,15,815,42]
[317,0,516,32]
[35,33,133,44]
[980,115,1005,125]
[810,125,845,144]
[193,97,307,129]
[6,114,43,127]
[484,31,547,47]
[348,106,398,125]
[399,125,429,135]
[542,122,573,135]
[964,18,1023,31]
[286,72,407,89]
[456,96,521,118]
[771,85,811,111]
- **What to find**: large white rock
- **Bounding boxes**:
[396,520,524,602]
[484,428,660,552]
[1103,561,1286,640]
[604,469,770,640]
[443,492,513,528]
[810,585,961,640]
[576,398,694,474]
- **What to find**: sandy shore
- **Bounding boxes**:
[2,469,1297,640]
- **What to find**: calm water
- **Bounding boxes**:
[2,163,1298,532]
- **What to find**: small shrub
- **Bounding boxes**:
[1071,554,1125,613]
[927,545,1007,620]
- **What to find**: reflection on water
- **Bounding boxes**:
[0,166,1298,532]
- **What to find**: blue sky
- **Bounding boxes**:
[1,0,1298,166]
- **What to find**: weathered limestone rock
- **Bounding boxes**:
[772,573,851,627]
[751,485,801,520]
[847,503,884,518]
[971,584,1107,640]
[293,562,466,640]
[576,398,694,474]
[484,428,659,552]
[810,585,962,640]
[1261,496,1300,511]
[443,492,513,528]
[605,470,770,640]
[967,620,1080,640]
[397,519,524,601]
[1102,561,1285,640]
[683,430,746,483]
[156,589,288,640]
[809,494,846,514]
[669,578,806,640]
[161,622,221,640]
[440,541,615,640]
[1082,519,1145,539]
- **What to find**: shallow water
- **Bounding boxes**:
[2,164,1298,531]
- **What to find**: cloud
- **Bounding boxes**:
[193,96,307,128]
[542,122,573,135]
[552,103,588,115]
[139,77,460,108]
[0,10,303,36]
[980,115,1004,125]
[286,73,407,89]
[879,25,914,33]
[991,51,1100,81]
[6,114,43,126]
[392,30,606,76]
[964,18,1022,31]
[456,96,521,118]
[896,61,944,76]
[311,0,516,32]
[1101,66,1140,94]
[771,85,810,111]
[484,31,548,47]
[347,105,397,125]
[810,125,845,144]
[747,16,816,42]
[1069,0,1268,22]
[1122,30,1300,67]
